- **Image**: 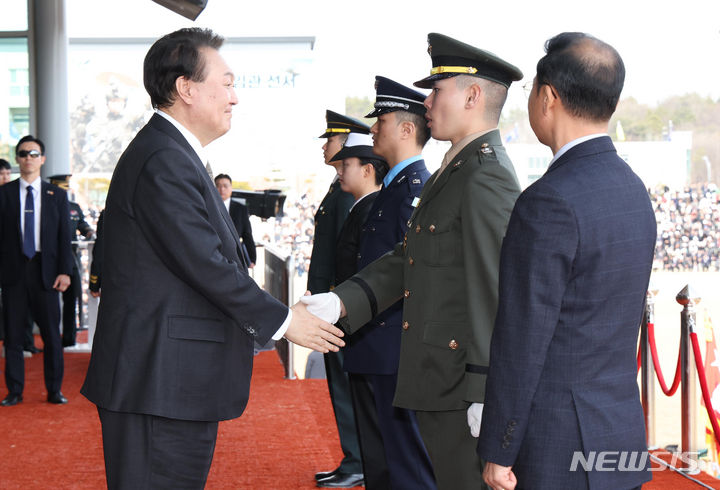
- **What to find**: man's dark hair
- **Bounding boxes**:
[144,28,225,109]
[214,173,232,184]
[16,134,45,155]
[0,158,10,170]
[395,111,431,147]
[361,158,389,185]
[536,32,624,122]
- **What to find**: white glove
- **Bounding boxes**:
[467,402,484,438]
[300,292,342,324]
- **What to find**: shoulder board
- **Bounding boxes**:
[476,142,501,166]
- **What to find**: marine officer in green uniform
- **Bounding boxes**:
[309,110,369,488]
[301,33,523,489]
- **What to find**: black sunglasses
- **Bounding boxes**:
[17,150,42,158]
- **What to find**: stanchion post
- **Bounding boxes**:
[677,284,700,468]
[285,254,296,380]
[641,289,657,446]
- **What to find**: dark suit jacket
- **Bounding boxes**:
[334,130,520,411]
[0,179,73,290]
[228,199,256,264]
[477,136,655,489]
[81,114,288,422]
[343,159,430,375]
[307,179,354,294]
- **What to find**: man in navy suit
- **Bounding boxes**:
[0,135,73,406]
[344,76,436,490]
[478,32,656,490]
[80,28,344,489]
[215,173,257,267]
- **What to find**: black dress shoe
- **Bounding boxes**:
[47,392,68,404]
[24,345,42,354]
[315,468,340,482]
[0,393,23,406]
[316,472,364,488]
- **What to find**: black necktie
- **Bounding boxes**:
[23,186,35,259]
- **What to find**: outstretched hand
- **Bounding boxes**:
[286,301,345,353]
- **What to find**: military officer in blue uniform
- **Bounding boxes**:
[49,174,94,347]
[310,110,369,488]
[301,34,523,489]
[344,76,436,490]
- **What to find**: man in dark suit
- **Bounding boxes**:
[49,174,95,347]
[0,135,73,406]
[214,173,256,267]
[344,76,436,490]
[80,28,344,489]
[310,111,369,488]
[478,33,656,490]
[302,33,523,489]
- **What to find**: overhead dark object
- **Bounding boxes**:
[232,190,286,219]
[150,0,208,20]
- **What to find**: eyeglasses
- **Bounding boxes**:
[17,150,42,158]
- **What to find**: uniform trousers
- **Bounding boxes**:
[1,254,63,395]
[349,372,436,490]
[98,407,218,490]
[416,409,488,490]
[324,349,363,473]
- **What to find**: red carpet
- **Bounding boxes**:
[0,348,354,489]
[0,342,717,489]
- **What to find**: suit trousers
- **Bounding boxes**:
[2,254,63,395]
[61,266,82,346]
[415,409,488,490]
[98,407,218,490]
[324,349,363,473]
[349,372,436,490]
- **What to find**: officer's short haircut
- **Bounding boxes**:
[394,111,431,147]
[455,75,508,125]
[144,28,224,109]
[536,32,624,122]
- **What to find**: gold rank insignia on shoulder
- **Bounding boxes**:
[480,143,493,154]
[412,178,421,184]
[453,160,464,168]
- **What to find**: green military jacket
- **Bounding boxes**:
[307,179,354,294]
[333,130,520,411]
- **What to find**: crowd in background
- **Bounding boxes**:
[252,183,720,275]
[650,183,720,271]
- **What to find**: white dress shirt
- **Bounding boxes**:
[20,176,42,252]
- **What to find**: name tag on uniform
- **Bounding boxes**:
[411,197,421,207]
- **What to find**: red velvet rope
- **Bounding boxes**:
[647,322,682,396]
[689,331,720,450]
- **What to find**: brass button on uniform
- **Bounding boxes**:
[429,224,436,233]
[403,289,410,298]
[408,257,414,265]
[402,321,410,330]
[449,339,458,350]
[415,225,421,233]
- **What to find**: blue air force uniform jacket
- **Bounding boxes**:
[343,159,430,375]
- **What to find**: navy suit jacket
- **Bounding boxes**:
[477,136,655,489]
[228,199,256,264]
[82,114,288,422]
[343,159,430,375]
[0,179,73,290]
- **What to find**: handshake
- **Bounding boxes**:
[284,292,345,353]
